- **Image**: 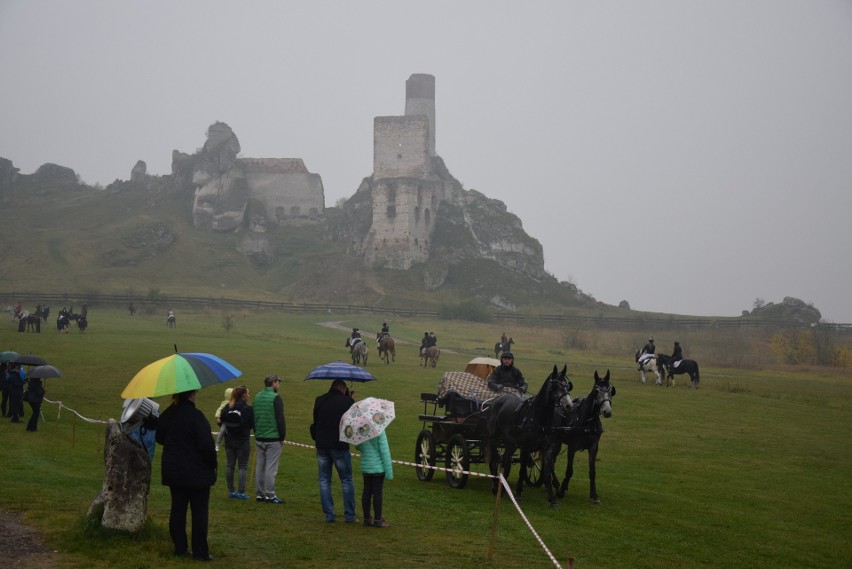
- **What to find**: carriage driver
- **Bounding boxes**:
[637,337,656,371]
[487,352,528,394]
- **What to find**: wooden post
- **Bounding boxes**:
[487,474,504,560]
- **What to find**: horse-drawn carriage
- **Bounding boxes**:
[414,370,540,490]
[415,366,617,506]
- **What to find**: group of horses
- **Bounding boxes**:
[483,365,616,507]
[7,305,88,334]
[635,350,700,388]
[345,332,439,368]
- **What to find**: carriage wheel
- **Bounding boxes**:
[415,430,436,482]
[445,434,470,489]
[525,450,546,487]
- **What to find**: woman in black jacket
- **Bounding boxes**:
[25,377,46,432]
[220,385,254,500]
[156,390,217,561]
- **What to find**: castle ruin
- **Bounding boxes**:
[364,74,453,269]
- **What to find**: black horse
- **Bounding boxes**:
[484,364,573,507]
[494,337,515,358]
[25,314,41,333]
[550,370,615,504]
[656,354,700,388]
[77,314,88,333]
[56,310,70,333]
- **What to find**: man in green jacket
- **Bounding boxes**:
[253,374,286,504]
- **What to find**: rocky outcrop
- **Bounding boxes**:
[0,157,19,190]
[749,296,822,324]
[130,160,147,182]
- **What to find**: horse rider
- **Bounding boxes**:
[419,332,429,355]
[637,337,656,371]
[500,332,508,348]
[487,352,528,394]
[671,341,684,368]
[346,328,362,353]
[427,332,437,348]
[380,322,390,339]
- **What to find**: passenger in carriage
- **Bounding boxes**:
[487,352,528,394]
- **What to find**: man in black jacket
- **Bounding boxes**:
[487,352,528,394]
[312,380,356,523]
[156,390,217,561]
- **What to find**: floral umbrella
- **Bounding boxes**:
[339,397,395,445]
[121,352,242,399]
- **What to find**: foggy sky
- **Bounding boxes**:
[2,1,851,322]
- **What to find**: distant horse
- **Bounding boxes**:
[420,346,440,368]
[495,337,515,358]
[128,302,136,316]
[656,354,700,388]
[25,314,41,333]
[166,314,176,328]
[484,364,574,507]
[77,314,88,334]
[56,311,70,333]
[351,340,368,366]
[551,370,615,504]
[634,349,662,385]
[35,306,50,321]
[376,333,395,364]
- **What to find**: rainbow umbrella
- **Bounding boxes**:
[122,352,242,399]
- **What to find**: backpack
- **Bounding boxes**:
[222,406,244,432]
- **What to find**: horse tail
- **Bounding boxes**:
[694,361,700,381]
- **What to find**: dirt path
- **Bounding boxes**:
[0,512,57,568]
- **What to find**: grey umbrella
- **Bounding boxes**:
[14,354,47,367]
[27,365,62,379]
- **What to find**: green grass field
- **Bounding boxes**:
[1,309,850,568]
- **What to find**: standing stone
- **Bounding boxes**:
[87,420,151,533]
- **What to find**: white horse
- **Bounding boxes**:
[635,350,662,385]
[350,340,368,366]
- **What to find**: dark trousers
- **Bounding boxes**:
[1,384,9,416]
[8,390,24,422]
[168,486,210,558]
[26,401,42,431]
[361,473,385,520]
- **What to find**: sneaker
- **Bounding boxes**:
[256,495,266,503]
[235,493,249,500]
[363,518,373,527]
[373,518,389,528]
[268,496,285,504]
[215,445,220,452]
[228,491,238,499]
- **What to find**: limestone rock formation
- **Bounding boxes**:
[0,157,19,190]
[749,296,822,323]
[87,420,151,533]
[130,160,147,182]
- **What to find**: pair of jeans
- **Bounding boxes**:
[316,448,355,522]
[255,440,284,499]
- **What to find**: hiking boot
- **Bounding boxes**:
[373,518,389,528]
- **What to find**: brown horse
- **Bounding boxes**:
[376,333,395,364]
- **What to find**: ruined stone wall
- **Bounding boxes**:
[239,158,324,223]
[373,116,430,180]
[364,178,442,269]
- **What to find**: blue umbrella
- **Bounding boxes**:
[305,361,376,383]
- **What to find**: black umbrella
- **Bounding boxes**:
[14,354,47,366]
[27,365,62,379]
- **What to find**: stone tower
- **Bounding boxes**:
[405,73,436,157]
[365,74,445,270]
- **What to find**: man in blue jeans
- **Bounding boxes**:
[312,379,356,523]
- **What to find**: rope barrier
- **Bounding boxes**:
[34,400,572,567]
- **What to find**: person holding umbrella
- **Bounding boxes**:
[312,379,357,523]
[24,376,45,432]
[7,364,26,423]
[155,389,217,561]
